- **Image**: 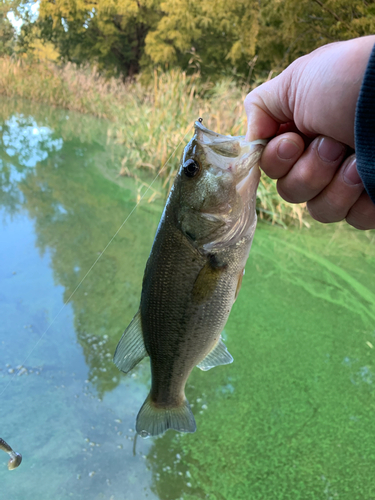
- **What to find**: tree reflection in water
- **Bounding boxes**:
[0,96,162,395]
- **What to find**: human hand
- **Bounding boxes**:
[244,36,375,230]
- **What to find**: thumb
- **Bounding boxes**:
[244,75,294,141]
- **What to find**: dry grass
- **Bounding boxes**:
[0,57,307,226]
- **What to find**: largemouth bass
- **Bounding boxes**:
[114,120,265,437]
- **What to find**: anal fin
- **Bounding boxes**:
[197,338,233,371]
[113,310,147,373]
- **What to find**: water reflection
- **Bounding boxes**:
[0,97,161,395]
[0,97,161,498]
[3,115,63,166]
[0,97,375,499]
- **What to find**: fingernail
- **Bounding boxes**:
[343,157,362,186]
[277,139,301,160]
[317,137,345,162]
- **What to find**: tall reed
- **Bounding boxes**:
[0,57,307,226]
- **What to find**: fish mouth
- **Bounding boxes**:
[194,121,264,251]
[194,120,266,148]
[236,162,260,197]
[194,120,266,179]
[201,163,261,252]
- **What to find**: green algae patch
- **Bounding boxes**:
[147,224,375,500]
[1,96,375,499]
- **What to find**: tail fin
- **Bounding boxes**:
[136,394,196,437]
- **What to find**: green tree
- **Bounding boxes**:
[37,0,161,76]
[256,0,375,72]
[6,0,375,80]
[144,0,375,79]
[0,2,16,56]
[144,0,260,78]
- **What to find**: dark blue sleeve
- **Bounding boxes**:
[355,43,375,204]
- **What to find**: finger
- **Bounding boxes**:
[346,191,375,230]
[276,123,313,147]
[244,77,294,141]
[260,132,305,179]
[306,155,364,223]
[277,136,347,203]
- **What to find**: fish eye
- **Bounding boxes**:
[183,159,200,178]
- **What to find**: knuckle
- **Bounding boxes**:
[243,92,253,112]
[297,166,322,193]
[346,219,375,230]
[291,162,329,199]
[276,180,300,203]
[307,195,345,223]
[306,203,328,223]
[244,86,263,112]
[320,190,348,218]
[346,196,375,230]
[244,80,273,114]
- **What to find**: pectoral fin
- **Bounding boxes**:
[197,338,233,371]
[113,310,147,373]
[192,256,227,304]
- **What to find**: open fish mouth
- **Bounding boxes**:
[194,120,266,180]
[194,119,265,203]
[193,120,266,251]
[235,155,262,202]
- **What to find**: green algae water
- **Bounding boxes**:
[1,97,375,500]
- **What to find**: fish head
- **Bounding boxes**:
[174,120,266,250]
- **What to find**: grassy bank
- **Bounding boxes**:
[0,57,306,226]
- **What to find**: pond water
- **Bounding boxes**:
[0,97,375,500]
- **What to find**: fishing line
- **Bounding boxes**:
[0,122,195,397]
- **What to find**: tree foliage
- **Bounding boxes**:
[36,0,161,76]
[146,0,375,77]
[0,2,16,56]
[256,0,375,71]
[6,0,375,79]
[144,0,259,78]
